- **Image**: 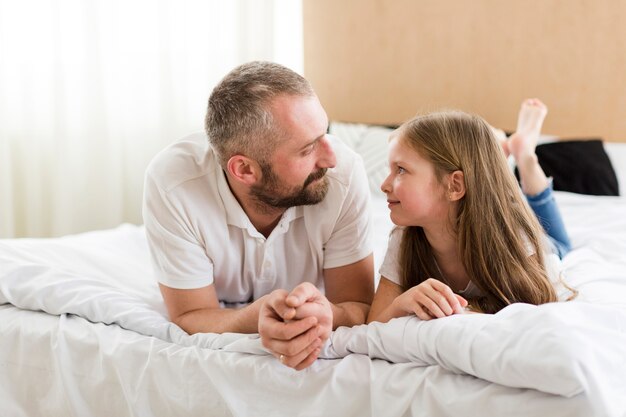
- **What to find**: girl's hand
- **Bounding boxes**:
[392,278,468,320]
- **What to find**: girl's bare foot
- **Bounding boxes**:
[508,98,550,195]
[507,98,548,162]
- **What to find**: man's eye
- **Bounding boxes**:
[302,144,315,155]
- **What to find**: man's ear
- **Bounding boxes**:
[226,155,260,186]
[447,170,466,201]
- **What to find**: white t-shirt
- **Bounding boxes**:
[379,226,563,298]
[143,132,373,303]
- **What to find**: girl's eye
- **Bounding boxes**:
[397,166,406,174]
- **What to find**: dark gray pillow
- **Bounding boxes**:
[516,139,619,196]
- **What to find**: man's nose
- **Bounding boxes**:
[317,136,337,168]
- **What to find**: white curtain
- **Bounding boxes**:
[0,0,303,238]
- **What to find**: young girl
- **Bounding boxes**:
[367,99,573,323]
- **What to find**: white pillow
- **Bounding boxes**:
[604,142,626,195]
[332,121,626,197]
[331,122,394,197]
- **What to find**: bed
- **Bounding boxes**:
[4,1,626,415]
[1,129,626,416]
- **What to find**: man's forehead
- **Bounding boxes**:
[269,94,325,119]
[269,95,328,145]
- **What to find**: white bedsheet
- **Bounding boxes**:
[1,192,626,416]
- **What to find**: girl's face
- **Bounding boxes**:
[380,135,451,228]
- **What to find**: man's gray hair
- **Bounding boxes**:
[205,61,314,166]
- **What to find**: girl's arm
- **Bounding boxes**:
[367,277,405,324]
[367,277,468,324]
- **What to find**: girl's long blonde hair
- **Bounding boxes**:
[399,111,559,313]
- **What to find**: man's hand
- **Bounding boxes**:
[287,282,333,343]
[259,283,334,370]
[258,287,327,371]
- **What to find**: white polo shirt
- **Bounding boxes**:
[143,132,373,304]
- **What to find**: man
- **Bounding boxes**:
[143,61,374,370]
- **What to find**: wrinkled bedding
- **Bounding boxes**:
[1,192,626,417]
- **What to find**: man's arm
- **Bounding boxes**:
[161,283,327,370]
[324,253,375,328]
[280,254,374,342]
[159,283,266,334]
[257,254,375,370]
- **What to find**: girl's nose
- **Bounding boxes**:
[380,173,392,194]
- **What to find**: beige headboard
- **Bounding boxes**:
[303,0,626,142]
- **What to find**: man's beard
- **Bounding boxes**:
[250,163,329,209]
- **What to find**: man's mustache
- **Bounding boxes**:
[303,168,328,187]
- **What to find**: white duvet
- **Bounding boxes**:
[1,192,626,416]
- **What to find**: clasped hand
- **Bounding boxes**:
[259,282,332,370]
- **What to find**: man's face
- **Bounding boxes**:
[250,94,336,209]
[251,162,329,208]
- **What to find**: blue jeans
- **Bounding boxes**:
[526,181,571,259]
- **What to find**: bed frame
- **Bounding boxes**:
[303,0,626,142]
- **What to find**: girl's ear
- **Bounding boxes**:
[226,155,261,186]
[447,170,466,201]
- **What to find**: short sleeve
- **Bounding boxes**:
[379,226,404,285]
[322,154,374,269]
[143,171,214,290]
